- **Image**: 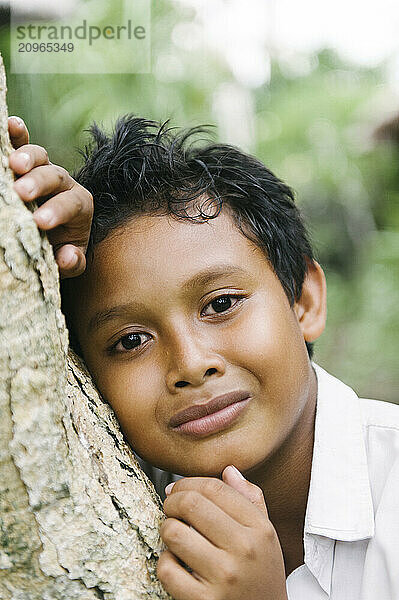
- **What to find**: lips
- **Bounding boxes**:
[169,390,251,428]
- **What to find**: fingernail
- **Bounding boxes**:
[18,152,30,169]
[70,252,79,268]
[10,116,24,128]
[14,177,35,197]
[229,465,246,480]
[34,208,53,225]
[165,482,175,496]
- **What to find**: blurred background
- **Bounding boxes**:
[0,0,398,402]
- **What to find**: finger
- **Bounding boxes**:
[32,187,86,230]
[157,549,206,600]
[160,517,221,582]
[8,116,29,148]
[166,477,265,527]
[222,465,269,516]
[164,490,246,551]
[14,164,73,203]
[9,144,49,176]
[54,245,86,279]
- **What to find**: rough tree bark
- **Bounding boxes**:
[0,54,170,600]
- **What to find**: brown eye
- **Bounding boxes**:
[211,296,232,313]
[120,333,143,350]
[109,331,152,355]
[202,294,244,317]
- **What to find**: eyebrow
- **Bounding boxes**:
[87,264,248,334]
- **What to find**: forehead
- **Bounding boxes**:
[91,210,264,275]
[74,210,279,320]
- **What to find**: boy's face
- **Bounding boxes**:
[73,209,322,477]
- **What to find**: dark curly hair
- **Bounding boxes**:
[61,114,315,358]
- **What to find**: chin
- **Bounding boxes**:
[160,459,223,478]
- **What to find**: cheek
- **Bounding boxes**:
[227,295,303,369]
[228,296,309,413]
[91,362,162,444]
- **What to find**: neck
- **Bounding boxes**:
[244,364,317,574]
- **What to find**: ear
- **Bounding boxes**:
[294,259,327,342]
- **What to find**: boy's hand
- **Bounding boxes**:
[158,466,288,600]
[8,116,94,279]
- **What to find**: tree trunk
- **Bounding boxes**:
[0,54,170,600]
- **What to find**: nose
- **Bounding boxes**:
[164,326,226,391]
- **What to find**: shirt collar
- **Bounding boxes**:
[302,362,375,595]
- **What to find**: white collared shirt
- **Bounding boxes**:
[287,363,399,599]
[135,363,399,599]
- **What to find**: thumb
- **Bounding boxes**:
[222,465,269,517]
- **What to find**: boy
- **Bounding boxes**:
[7,115,399,600]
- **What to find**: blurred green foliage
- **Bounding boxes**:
[1,1,398,401]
